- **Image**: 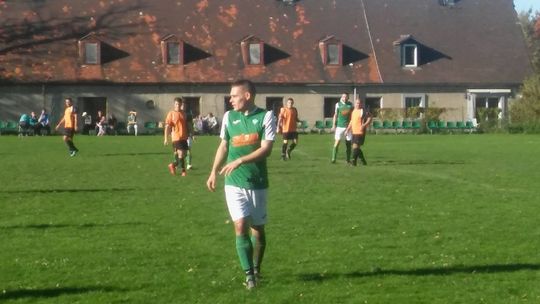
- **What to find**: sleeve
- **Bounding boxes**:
[262,111,277,141]
[334,102,339,115]
[165,112,172,126]
[220,111,230,140]
[71,106,78,114]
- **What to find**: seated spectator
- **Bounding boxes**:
[18,113,30,136]
[82,112,93,135]
[193,115,204,134]
[96,114,107,136]
[36,109,51,135]
[205,112,219,134]
[127,111,138,136]
[29,111,39,135]
[107,114,117,135]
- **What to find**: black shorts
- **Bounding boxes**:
[172,140,189,151]
[63,128,75,137]
[352,134,366,145]
[282,132,298,140]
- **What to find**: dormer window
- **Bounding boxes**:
[319,36,343,66]
[241,36,264,66]
[394,35,419,68]
[249,43,262,64]
[161,35,184,65]
[78,34,101,65]
[402,44,418,67]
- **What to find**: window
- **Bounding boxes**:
[84,43,99,64]
[403,94,426,118]
[241,36,264,66]
[402,44,418,67]
[319,36,342,66]
[324,97,340,118]
[249,43,262,65]
[327,44,340,65]
[475,96,501,120]
[266,97,283,115]
[365,97,382,117]
[167,42,180,64]
[161,35,184,65]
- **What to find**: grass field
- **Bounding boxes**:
[1,133,539,303]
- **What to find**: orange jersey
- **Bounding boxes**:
[63,106,76,129]
[350,109,365,135]
[165,110,188,141]
[279,107,298,133]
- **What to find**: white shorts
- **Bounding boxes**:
[224,185,268,225]
[335,127,352,141]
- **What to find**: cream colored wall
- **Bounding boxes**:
[0,84,517,133]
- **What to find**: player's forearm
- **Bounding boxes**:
[163,126,170,139]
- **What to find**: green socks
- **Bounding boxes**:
[251,235,266,272]
[236,235,254,272]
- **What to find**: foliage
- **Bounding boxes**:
[424,107,446,122]
[509,74,540,133]
[518,9,540,71]
[378,108,402,121]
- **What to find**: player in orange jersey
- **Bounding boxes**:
[55,97,79,157]
[345,98,372,166]
[164,97,191,176]
[277,98,299,160]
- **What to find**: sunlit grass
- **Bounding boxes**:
[1,134,539,303]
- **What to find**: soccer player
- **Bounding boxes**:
[180,101,194,170]
[206,79,276,290]
[346,98,372,166]
[331,93,353,163]
[277,97,299,160]
[164,97,190,177]
[55,97,79,157]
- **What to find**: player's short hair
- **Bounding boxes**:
[65,97,73,103]
[342,92,349,98]
[231,79,256,99]
[287,97,294,102]
[174,97,184,104]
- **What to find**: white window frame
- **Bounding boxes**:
[402,44,418,67]
[402,94,426,118]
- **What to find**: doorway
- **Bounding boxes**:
[79,97,107,134]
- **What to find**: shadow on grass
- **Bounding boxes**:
[101,152,168,156]
[371,160,466,166]
[0,286,126,300]
[299,263,540,282]
[0,222,146,230]
[0,188,137,194]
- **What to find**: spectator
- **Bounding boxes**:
[18,113,30,136]
[193,115,204,134]
[107,114,117,135]
[127,111,138,136]
[29,111,39,135]
[37,109,51,135]
[82,112,93,135]
[205,112,219,134]
[96,114,107,136]
[95,111,106,135]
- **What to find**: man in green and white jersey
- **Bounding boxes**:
[331,92,354,163]
[207,79,276,290]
